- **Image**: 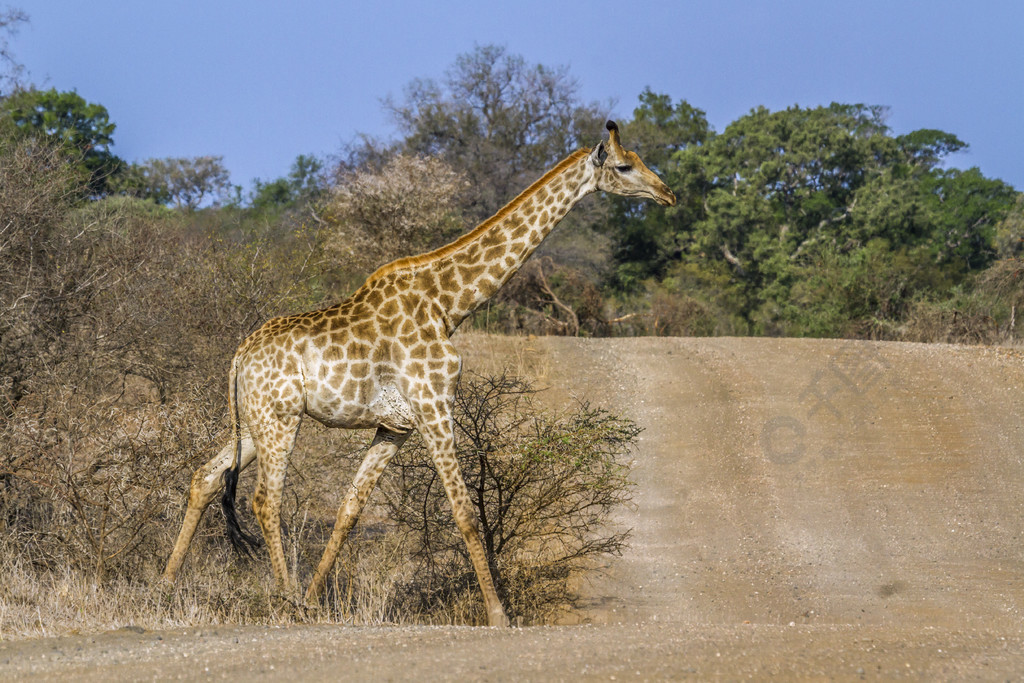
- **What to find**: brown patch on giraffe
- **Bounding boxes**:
[437,268,457,292]
[408,343,427,359]
[341,380,357,401]
[418,402,438,422]
[349,302,370,320]
[413,269,437,289]
[478,279,498,298]
[457,264,486,283]
[348,341,372,360]
[484,245,505,262]
[350,361,371,379]
[399,294,418,317]
[421,282,440,299]
[397,335,418,350]
[479,229,503,249]
[372,341,393,364]
[351,320,376,340]
[379,298,399,319]
[411,305,428,326]
[429,372,448,394]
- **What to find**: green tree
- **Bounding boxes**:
[1,88,122,195]
[648,103,1015,336]
[250,153,326,212]
[119,156,231,210]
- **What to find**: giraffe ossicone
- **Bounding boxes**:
[161,120,675,627]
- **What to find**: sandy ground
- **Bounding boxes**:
[3,335,1024,680]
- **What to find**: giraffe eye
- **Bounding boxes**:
[616,165,632,173]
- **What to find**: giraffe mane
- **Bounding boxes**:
[364,147,592,282]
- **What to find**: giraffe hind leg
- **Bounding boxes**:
[249,414,302,595]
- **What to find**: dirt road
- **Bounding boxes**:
[3,336,1024,680]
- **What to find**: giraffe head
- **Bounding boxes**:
[589,120,676,206]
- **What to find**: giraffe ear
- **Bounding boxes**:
[591,142,608,167]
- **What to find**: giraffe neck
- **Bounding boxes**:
[363,149,597,333]
[439,150,595,329]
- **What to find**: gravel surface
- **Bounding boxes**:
[3,336,1023,680]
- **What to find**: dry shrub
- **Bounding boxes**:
[0,144,330,637]
[649,288,716,336]
[0,136,88,417]
[494,257,604,336]
[379,372,638,625]
[321,154,466,273]
[898,291,1005,345]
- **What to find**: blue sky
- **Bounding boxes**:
[12,0,1024,191]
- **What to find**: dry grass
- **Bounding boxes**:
[0,368,637,639]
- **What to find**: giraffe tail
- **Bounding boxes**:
[221,355,261,556]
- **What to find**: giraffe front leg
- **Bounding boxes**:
[305,427,410,604]
[162,436,257,584]
[418,412,510,627]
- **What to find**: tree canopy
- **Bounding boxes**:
[1,87,121,195]
[599,98,1018,336]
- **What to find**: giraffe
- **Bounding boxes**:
[161,120,675,627]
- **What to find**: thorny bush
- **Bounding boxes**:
[380,371,639,625]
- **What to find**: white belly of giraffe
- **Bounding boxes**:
[368,385,416,432]
[303,380,415,432]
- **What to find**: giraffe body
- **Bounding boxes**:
[162,122,675,626]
